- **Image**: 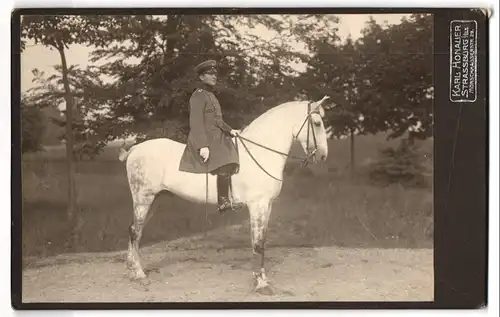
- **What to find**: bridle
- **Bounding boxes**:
[235,101,322,181]
[293,101,320,168]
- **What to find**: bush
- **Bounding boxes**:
[21,103,46,154]
[368,138,428,188]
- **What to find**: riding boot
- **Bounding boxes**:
[216,175,230,213]
[216,175,244,213]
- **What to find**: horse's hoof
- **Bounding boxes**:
[145,267,160,275]
[128,275,152,292]
[256,285,274,296]
[129,271,148,282]
[138,277,151,287]
[130,275,151,287]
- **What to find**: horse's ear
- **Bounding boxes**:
[312,96,329,109]
[311,96,330,118]
[315,96,330,107]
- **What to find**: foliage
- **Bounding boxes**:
[21,100,45,154]
[301,35,363,136]
[356,14,433,140]
[21,16,116,159]
[25,65,118,159]
[367,139,428,188]
[21,13,434,157]
[21,15,109,221]
[301,14,433,140]
[75,15,335,141]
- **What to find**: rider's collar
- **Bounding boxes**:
[195,82,217,93]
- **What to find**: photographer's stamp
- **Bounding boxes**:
[449,20,478,102]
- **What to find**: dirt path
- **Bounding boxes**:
[22,226,434,303]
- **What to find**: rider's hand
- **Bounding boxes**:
[230,129,240,137]
[200,147,210,162]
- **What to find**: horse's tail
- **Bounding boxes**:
[118,143,135,162]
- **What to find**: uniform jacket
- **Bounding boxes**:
[179,86,240,174]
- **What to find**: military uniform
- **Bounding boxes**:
[179,60,243,213]
[178,86,239,174]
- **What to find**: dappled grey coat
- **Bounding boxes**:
[179,87,240,174]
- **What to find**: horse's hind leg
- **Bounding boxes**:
[127,192,155,280]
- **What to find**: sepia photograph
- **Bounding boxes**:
[17,11,435,304]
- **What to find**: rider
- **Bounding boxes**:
[179,60,244,213]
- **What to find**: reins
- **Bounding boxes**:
[234,101,320,182]
[202,100,321,218]
[235,136,287,182]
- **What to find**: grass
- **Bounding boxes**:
[20,133,434,265]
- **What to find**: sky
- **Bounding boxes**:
[20,13,409,95]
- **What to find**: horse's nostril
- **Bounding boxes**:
[321,155,326,161]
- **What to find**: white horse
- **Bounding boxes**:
[118,96,331,295]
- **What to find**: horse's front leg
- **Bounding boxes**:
[248,200,274,295]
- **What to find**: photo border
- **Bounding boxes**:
[10,7,489,310]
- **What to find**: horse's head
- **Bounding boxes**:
[293,96,330,164]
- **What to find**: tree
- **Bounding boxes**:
[82,15,242,143]
[21,16,104,222]
[354,14,433,141]
[300,14,433,142]
[22,14,346,159]
[25,65,117,159]
[81,14,318,142]
[298,33,364,170]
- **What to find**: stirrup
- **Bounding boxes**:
[217,199,244,213]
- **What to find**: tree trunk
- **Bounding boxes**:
[57,44,77,222]
[164,15,181,59]
[350,129,355,175]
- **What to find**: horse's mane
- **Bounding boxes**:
[240,100,306,135]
